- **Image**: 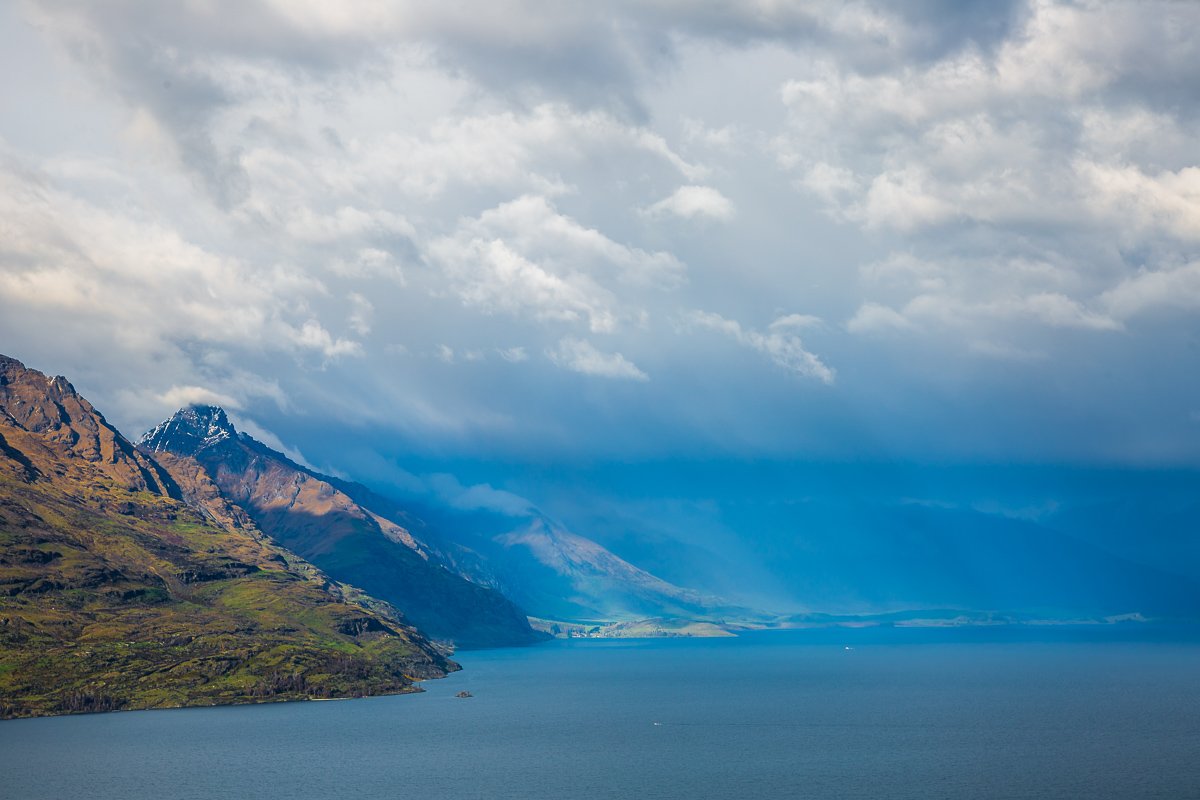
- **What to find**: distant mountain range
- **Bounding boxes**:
[138,405,737,631]
[322,478,739,623]
[314,476,1200,626]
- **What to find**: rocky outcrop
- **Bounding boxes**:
[0,355,178,496]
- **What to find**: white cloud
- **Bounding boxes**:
[497,346,529,362]
[206,89,708,229]
[769,313,823,331]
[115,369,289,436]
[271,205,416,246]
[681,119,740,150]
[427,195,684,333]
[846,302,913,334]
[294,320,362,358]
[546,338,648,382]
[470,195,685,288]
[685,310,834,384]
[849,253,1124,343]
[154,385,242,411]
[329,248,405,284]
[347,292,373,336]
[428,234,620,333]
[0,159,363,362]
[427,472,534,516]
[856,168,957,231]
[432,344,529,366]
[799,161,860,206]
[771,1,1200,360]
[645,185,734,221]
[1008,293,1122,331]
[1078,163,1200,243]
[896,291,1121,333]
[1100,262,1200,319]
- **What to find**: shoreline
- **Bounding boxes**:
[530,611,1199,640]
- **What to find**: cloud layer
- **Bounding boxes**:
[2,0,1199,467]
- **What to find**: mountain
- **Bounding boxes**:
[139,406,735,627]
[0,355,454,719]
[140,406,544,648]
[325,477,739,622]
[0,356,180,497]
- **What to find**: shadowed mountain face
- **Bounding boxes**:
[0,356,453,719]
[324,479,737,623]
[141,406,544,648]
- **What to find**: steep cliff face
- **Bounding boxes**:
[141,406,545,648]
[0,356,454,719]
[0,355,178,497]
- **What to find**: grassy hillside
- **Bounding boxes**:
[0,356,454,719]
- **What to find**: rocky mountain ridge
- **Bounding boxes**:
[140,404,237,455]
[0,355,179,497]
[139,405,545,648]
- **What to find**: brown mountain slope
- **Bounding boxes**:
[0,355,454,719]
[141,406,545,648]
[0,355,178,496]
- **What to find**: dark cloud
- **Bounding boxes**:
[887,0,1027,58]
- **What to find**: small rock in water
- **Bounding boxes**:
[455,690,473,698]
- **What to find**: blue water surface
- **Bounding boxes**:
[2,627,1199,800]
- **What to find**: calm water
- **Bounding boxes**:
[2,627,1199,800]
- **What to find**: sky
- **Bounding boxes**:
[2,0,1200,501]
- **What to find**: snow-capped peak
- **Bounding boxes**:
[139,404,237,456]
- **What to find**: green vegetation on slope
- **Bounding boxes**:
[0,471,455,719]
[0,355,454,719]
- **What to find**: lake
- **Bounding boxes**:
[2,627,1198,799]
